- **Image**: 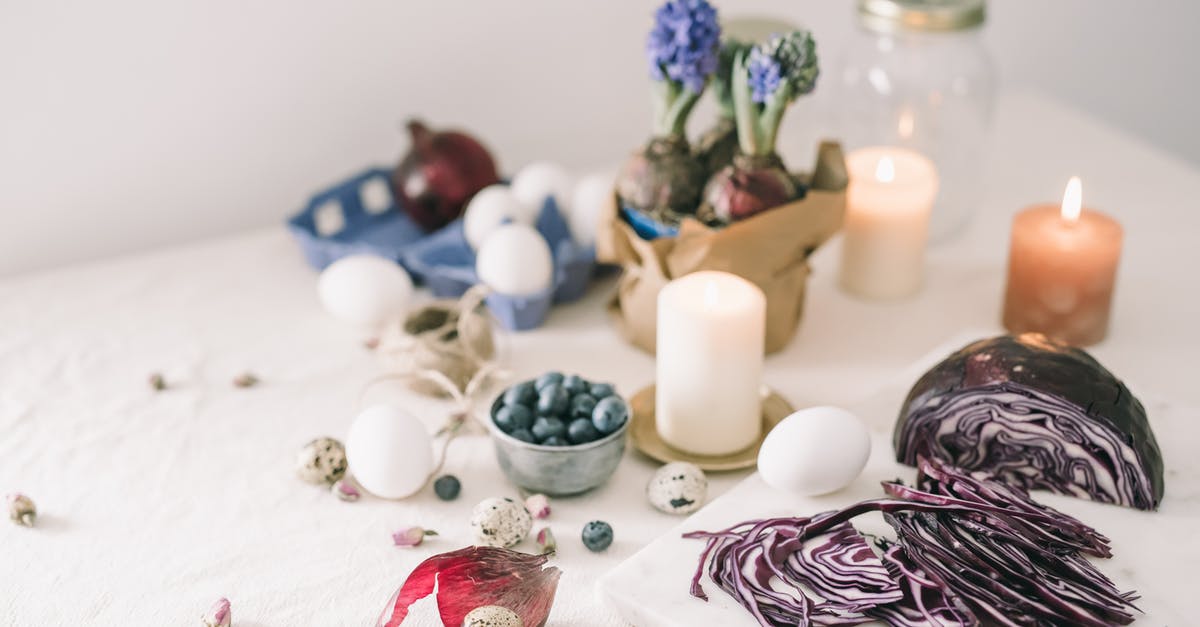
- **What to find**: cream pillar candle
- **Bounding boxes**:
[1002,177,1122,346]
[656,271,765,456]
[839,146,939,300]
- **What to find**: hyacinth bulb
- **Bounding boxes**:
[376,546,561,627]
[702,153,798,223]
[696,118,739,176]
[615,136,706,219]
[391,120,500,232]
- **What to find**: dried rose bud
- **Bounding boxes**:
[392,526,438,547]
[535,527,556,555]
[525,494,550,519]
[149,372,166,391]
[232,372,260,388]
[364,337,381,350]
[377,546,560,627]
[331,478,360,502]
[201,597,231,627]
[7,493,35,527]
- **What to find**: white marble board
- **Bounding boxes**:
[598,364,1196,626]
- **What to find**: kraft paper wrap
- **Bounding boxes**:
[596,141,847,355]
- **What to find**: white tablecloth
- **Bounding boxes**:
[3,91,1199,626]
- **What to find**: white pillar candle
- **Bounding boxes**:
[656,271,765,456]
[838,146,939,300]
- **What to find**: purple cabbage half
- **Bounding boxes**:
[685,458,1139,627]
[894,334,1164,510]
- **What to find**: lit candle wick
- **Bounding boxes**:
[875,157,895,183]
[1061,176,1083,224]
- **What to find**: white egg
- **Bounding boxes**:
[568,172,617,247]
[317,255,414,326]
[475,224,554,296]
[464,185,528,250]
[757,406,872,496]
[345,404,433,499]
[511,162,573,216]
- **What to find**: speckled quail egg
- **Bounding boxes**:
[462,605,524,627]
[296,437,348,484]
[470,497,532,548]
[647,462,707,515]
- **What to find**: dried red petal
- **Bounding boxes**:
[376,546,561,627]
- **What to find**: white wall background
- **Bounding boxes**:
[1,1,1195,276]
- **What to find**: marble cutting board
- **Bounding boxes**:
[597,362,1196,626]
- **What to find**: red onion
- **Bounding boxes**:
[376,546,560,627]
[390,120,500,232]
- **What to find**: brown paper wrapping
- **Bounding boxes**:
[596,141,847,355]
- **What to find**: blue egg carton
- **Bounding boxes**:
[288,166,596,331]
[287,167,461,274]
[402,197,596,331]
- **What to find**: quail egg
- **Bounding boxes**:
[296,437,348,484]
[462,605,523,627]
[470,497,532,548]
[647,462,707,515]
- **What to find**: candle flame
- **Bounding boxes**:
[898,109,915,139]
[703,281,719,309]
[1061,176,1082,223]
[875,157,895,183]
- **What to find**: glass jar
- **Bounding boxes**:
[834,0,997,243]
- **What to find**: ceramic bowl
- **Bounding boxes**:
[486,384,628,496]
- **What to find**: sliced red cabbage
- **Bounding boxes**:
[894,334,1164,510]
[687,518,902,625]
[866,544,977,627]
[885,457,1112,558]
[686,459,1139,627]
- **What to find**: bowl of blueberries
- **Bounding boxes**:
[488,371,630,496]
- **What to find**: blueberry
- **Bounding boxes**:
[535,372,564,391]
[567,418,600,444]
[541,436,568,446]
[592,396,628,434]
[581,520,613,552]
[494,404,534,433]
[536,384,570,416]
[531,416,567,441]
[589,383,615,399]
[510,428,536,443]
[433,475,461,501]
[570,394,597,419]
[503,382,537,407]
[562,374,588,395]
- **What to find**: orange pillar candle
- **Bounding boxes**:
[1001,177,1123,346]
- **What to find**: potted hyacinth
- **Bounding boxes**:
[695,39,753,176]
[599,12,845,358]
[615,0,721,225]
[700,30,819,223]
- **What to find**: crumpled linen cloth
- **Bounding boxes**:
[0,230,749,626]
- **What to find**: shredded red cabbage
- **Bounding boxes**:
[685,458,1139,626]
[867,544,977,627]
